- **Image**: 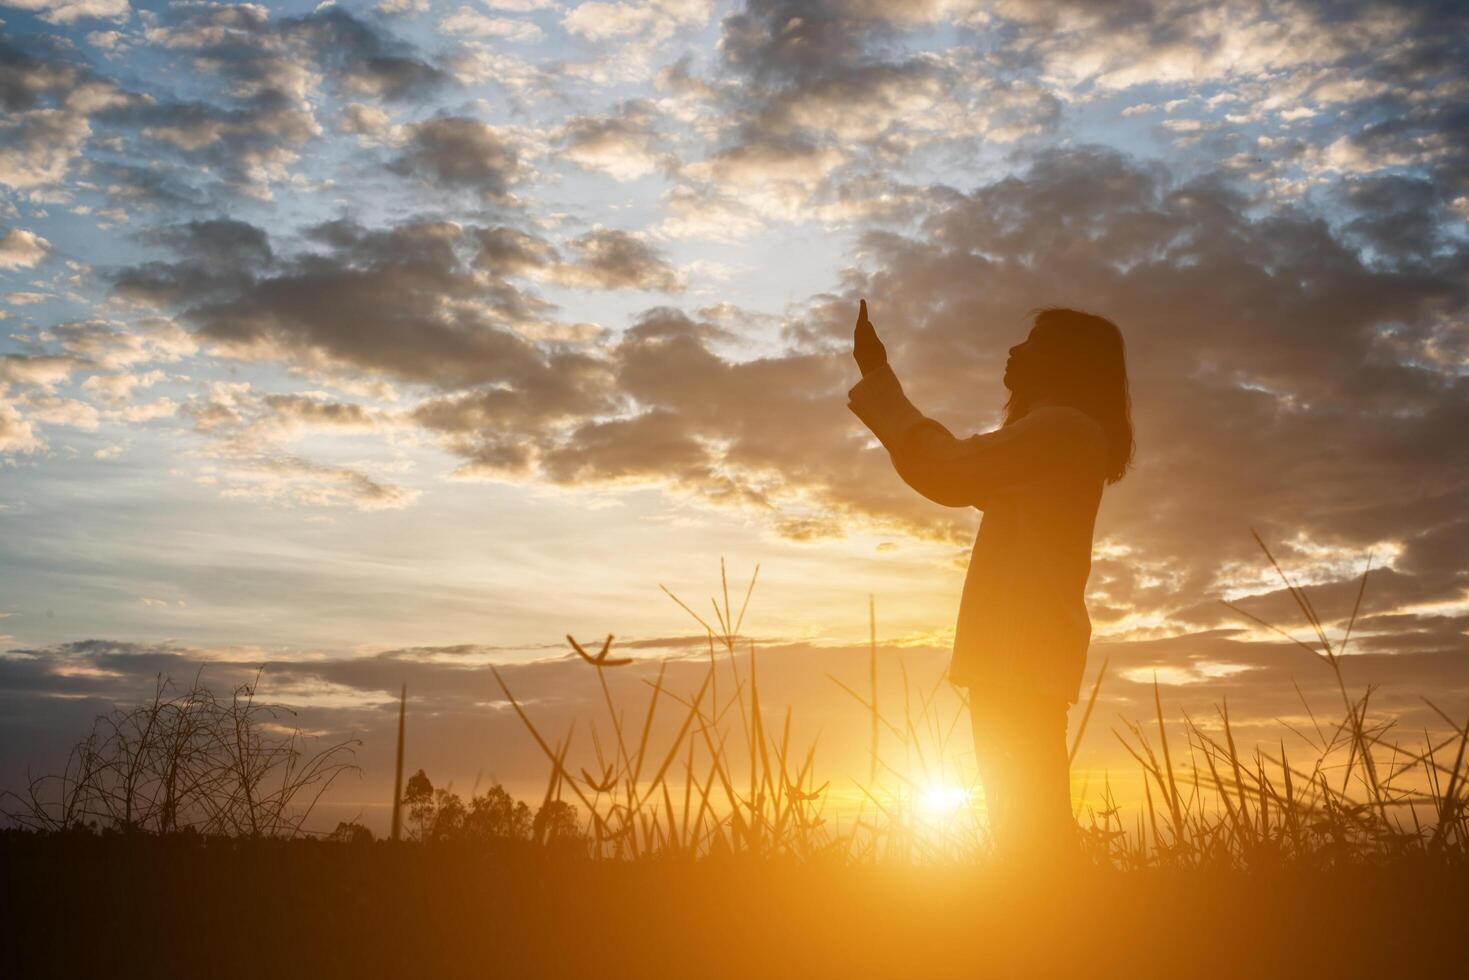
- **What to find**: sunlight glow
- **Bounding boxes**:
[917,783,971,821]
[1120,662,1254,686]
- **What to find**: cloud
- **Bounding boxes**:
[549,229,683,292]
[557,99,667,181]
[985,0,1469,201]
[142,217,275,270]
[0,227,51,269]
[441,6,543,42]
[0,39,127,194]
[557,0,713,84]
[0,399,45,453]
[14,392,100,431]
[119,93,322,200]
[105,395,175,422]
[654,183,766,241]
[717,0,889,84]
[562,0,708,43]
[0,106,93,191]
[143,5,446,104]
[0,317,192,457]
[1,0,129,26]
[51,319,193,371]
[106,216,683,449]
[376,0,429,14]
[283,7,449,100]
[46,5,448,199]
[641,1,1064,233]
[259,393,383,432]
[112,219,272,309]
[117,217,569,385]
[4,291,52,306]
[86,159,210,213]
[420,304,881,525]
[442,44,557,96]
[0,355,77,389]
[85,30,126,51]
[339,103,392,141]
[203,452,420,511]
[178,381,417,511]
[388,117,528,204]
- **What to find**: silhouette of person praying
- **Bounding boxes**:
[847,299,1134,863]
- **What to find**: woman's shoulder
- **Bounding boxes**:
[1019,404,1105,439]
[1016,406,1109,465]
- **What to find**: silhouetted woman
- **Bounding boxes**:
[846,300,1134,862]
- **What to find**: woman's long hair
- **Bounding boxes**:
[1004,307,1135,484]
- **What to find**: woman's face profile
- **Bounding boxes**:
[1004,325,1054,396]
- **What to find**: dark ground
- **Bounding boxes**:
[3,830,1463,979]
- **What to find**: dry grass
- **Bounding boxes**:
[1091,532,1469,868]
[487,541,1469,870]
[1,670,359,837]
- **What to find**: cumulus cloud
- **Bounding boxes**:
[0,106,94,191]
[201,452,420,511]
[15,391,100,431]
[0,227,52,269]
[118,94,322,200]
[57,5,448,199]
[339,102,392,141]
[107,213,687,398]
[0,6,441,207]
[143,5,446,103]
[81,368,163,404]
[562,0,709,43]
[388,117,528,204]
[441,6,543,41]
[178,381,415,511]
[557,99,667,181]
[0,353,70,384]
[50,319,193,371]
[0,398,45,453]
[0,39,126,194]
[549,229,683,292]
[2,0,129,26]
[557,0,713,84]
[639,1,1065,233]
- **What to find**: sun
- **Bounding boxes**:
[916,782,971,821]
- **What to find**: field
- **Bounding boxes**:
[4,830,1466,978]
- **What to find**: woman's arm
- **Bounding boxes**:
[847,363,1088,508]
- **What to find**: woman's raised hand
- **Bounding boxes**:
[853,298,888,376]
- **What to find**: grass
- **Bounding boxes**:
[481,541,1469,870]
[1,669,360,838]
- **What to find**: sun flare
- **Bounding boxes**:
[916,783,972,821]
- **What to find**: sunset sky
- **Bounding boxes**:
[2,0,1466,826]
